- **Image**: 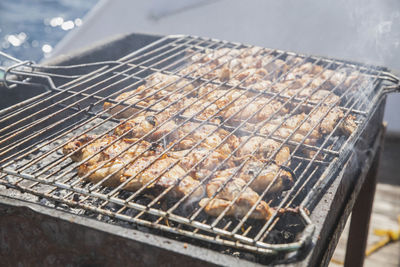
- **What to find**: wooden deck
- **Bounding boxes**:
[329,183,400,266]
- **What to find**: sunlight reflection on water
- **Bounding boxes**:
[0,0,98,62]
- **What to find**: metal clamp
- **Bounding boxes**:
[0,50,123,91]
[380,71,400,94]
[383,82,400,94]
[2,60,36,90]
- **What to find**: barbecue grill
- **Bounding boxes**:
[0,33,398,266]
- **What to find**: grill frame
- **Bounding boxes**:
[0,33,398,264]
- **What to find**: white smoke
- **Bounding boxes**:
[345,0,400,67]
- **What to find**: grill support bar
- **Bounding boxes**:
[343,127,383,267]
[303,105,386,267]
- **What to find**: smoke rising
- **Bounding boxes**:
[344,0,400,68]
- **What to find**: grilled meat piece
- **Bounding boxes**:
[236,136,291,165]
[307,89,340,106]
[181,98,220,122]
[199,169,272,220]
[171,122,239,152]
[114,115,159,139]
[63,134,159,185]
[121,156,204,199]
[259,106,356,143]
[114,111,179,141]
[145,73,195,92]
[103,88,148,119]
[168,147,236,180]
[340,114,357,136]
[179,47,271,82]
[103,89,186,119]
[76,155,203,198]
[237,157,293,194]
[309,106,356,135]
[63,134,157,164]
[64,135,203,198]
[103,73,194,119]
[199,197,271,220]
[259,115,320,146]
[222,97,288,126]
[63,134,98,162]
[282,86,341,107]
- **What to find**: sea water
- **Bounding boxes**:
[0,0,98,62]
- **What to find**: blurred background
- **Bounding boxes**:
[1,0,399,265]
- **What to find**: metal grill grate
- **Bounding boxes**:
[0,35,398,258]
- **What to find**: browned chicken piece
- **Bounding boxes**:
[247,80,273,91]
[321,69,346,84]
[270,79,305,94]
[63,134,99,162]
[199,169,272,220]
[121,156,204,199]
[227,68,268,86]
[189,48,241,64]
[63,134,158,184]
[285,55,305,66]
[286,67,366,97]
[181,98,220,122]
[237,157,293,194]
[77,159,126,187]
[171,122,239,152]
[236,136,291,165]
[103,87,187,119]
[306,89,340,106]
[63,134,203,198]
[213,90,252,110]
[263,59,290,80]
[291,62,324,77]
[282,86,340,107]
[199,197,272,220]
[168,147,236,181]
[222,97,288,126]
[309,76,339,92]
[179,63,218,80]
[63,135,157,164]
[76,154,203,198]
[113,107,181,142]
[103,88,148,119]
[259,106,357,146]
[181,47,272,83]
[259,115,321,146]
[321,69,364,93]
[114,114,159,139]
[309,106,357,135]
[190,47,264,67]
[195,85,254,108]
[221,58,282,87]
[283,67,347,94]
[103,73,194,119]
[145,73,195,93]
[63,134,157,165]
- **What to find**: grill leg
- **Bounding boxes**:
[343,141,382,267]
